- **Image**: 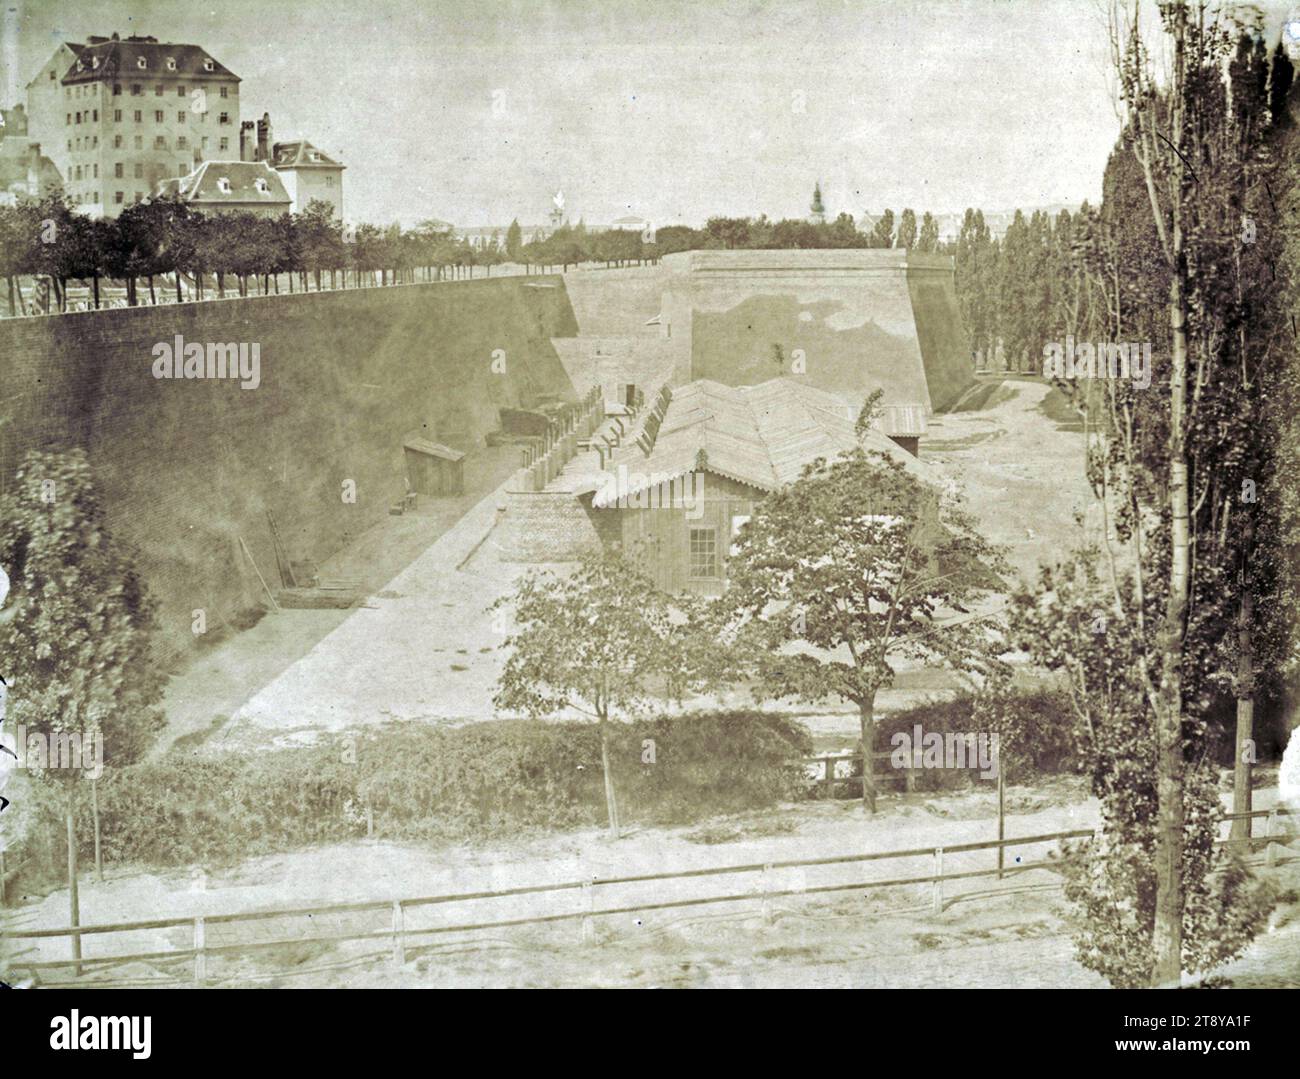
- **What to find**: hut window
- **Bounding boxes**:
[689,528,718,579]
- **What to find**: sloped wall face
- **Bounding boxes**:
[560,266,667,338]
[905,260,974,412]
[0,278,578,654]
[660,250,973,416]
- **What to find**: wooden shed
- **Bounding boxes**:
[403,437,466,496]
[588,378,937,596]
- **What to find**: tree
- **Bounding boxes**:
[505,218,523,261]
[1027,4,1296,987]
[896,208,918,251]
[720,447,1008,811]
[0,449,164,968]
[0,202,27,314]
[492,549,696,836]
[868,209,895,249]
[955,208,997,365]
[296,199,344,290]
[1107,0,1213,987]
[1010,552,1272,987]
[917,212,939,253]
[23,193,79,310]
[704,216,752,249]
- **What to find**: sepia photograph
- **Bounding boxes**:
[0,0,1298,1031]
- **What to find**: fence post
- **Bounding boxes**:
[580,880,594,942]
[823,758,834,799]
[193,917,206,986]
[1266,808,1279,868]
[997,768,1005,880]
[932,847,944,915]
[391,901,405,967]
[760,864,774,925]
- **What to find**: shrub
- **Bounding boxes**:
[864,685,1080,794]
[10,712,811,891]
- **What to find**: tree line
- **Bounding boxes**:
[1007,16,1300,988]
[0,189,1034,321]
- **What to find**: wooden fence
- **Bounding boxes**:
[2,806,1292,987]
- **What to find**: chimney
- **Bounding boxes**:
[239,120,254,162]
[256,112,272,163]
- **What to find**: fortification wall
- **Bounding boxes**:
[0,278,579,654]
[659,249,972,414]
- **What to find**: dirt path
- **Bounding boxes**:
[7,779,1294,988]
[923,377,1096,583]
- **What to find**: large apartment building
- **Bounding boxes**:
[27,33,240,218]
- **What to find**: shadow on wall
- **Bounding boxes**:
[0,277,581,656]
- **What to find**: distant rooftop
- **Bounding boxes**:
[271,140,345,170]
[156,160,289,206]
[592,377,929,505]
[61,36,238,84]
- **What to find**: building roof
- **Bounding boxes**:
[876,404,928,438]
[156,160,290,207]
[61,38,238,84]
[25,42,85,89]
[403,438,465,461]
[592,378,930,506]
[271,140,345,170]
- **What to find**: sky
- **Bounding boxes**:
[2,0,1298,228]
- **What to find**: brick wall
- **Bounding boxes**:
[0,277,579,654]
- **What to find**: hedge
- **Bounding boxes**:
[10,712,812,890]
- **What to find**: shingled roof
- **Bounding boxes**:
[155,160,290,208]
[591,377,930,507]
[270,141,344,169]
[61,39,238,84]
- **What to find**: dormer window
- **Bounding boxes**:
[166,57,176,70]
[136,56,147,69]
[76,60,84,71]
[203,58,214,71]
[91,57,99,69]
[309,151,320,161]
[216,176,231,194]
[254,178,269,193]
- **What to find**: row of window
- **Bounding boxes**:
[68,109,230,125]
[72,191,147,206]
[68,135,226,153]
[72,160,192,181]
[71,54,218,74]
[68,82,230,98]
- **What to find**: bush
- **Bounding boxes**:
[866,686,1080,794]
[11,712,811,890]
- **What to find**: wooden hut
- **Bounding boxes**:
[588,378,936,596]
[403,437,465,496]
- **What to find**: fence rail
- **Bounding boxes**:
[3,806,1293,986]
